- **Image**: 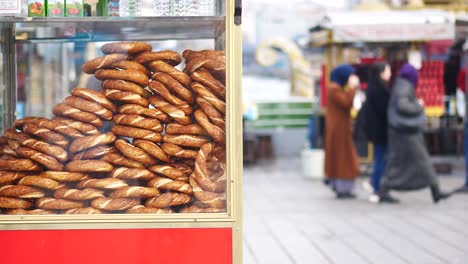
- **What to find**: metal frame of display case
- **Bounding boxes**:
[0,0,242,263]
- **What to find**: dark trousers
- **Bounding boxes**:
[465,122,468,186]
[371,143,387,193]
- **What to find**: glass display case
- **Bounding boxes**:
[0,0,242,263]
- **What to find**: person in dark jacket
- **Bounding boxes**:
[324,64,361,199]
[364,62,391,201]
[380,64,451,203]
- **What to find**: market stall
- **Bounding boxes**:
[0,1,243,263]
[316,10,455,116]
[309,10,459,161]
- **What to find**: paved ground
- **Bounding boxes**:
[243,157,468,264]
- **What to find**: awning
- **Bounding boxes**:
[316,10,455,43]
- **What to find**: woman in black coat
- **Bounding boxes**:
[379,64,451,203]
[365,62,391,200]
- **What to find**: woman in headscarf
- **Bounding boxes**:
[324,64,361,199]
[364,62,392,202]
[380,64,451,203]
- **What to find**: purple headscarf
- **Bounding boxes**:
[399,64,419,87]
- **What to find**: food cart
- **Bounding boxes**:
[0,0,243,263]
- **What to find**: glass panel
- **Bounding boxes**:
[0,18,226,215]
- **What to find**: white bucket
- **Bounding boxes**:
[301,148,325,180]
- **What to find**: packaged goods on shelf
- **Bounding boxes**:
[47,0,65,17]
[65,0,83,16]
[28,0,46,17]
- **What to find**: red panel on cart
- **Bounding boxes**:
[0,228,232,264]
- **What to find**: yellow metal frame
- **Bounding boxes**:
[0,1,243,263]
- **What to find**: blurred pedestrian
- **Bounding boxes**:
[380,64,451,203]
[457,68,468,193]
[364,62,392,202]
[324,64,361,199]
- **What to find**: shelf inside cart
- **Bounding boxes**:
[0,16,226,42]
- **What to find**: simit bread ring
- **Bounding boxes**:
[194,109,225,143]
[102,80,152,98]
[40,171,89,182]
[110,167,155,181]
[101,41,152,55]
[182,49,225,63]
[196,97,225,128]
[82,53,129,74]
[127,205,172,214]
[7,140,20,151]
[148,96,191,125]
[65,160,114,172]
[104,90,150,107]
[114,139,157,165]
[72,145,116,160]
[194,143,226,193]
[148,165,189,182]
[147,60,191,87]
[172,163,193,175]
[53,103,103,128]
[0,159,41,172]
[191,82,225,114]
[36,198,84,210]
[133,140,171,163]
[134,50,182,66]
[101,153,144,168]
[22,123,69,147]
[18,176,65,190]
[161,143,198,159]
[65,208,104,214]
[14,117,84,139]
[109,186,160,198]
[69,132,117,153]
[6,209,54,215]
[52,117,100,135]
[1,146,18,157]
[108,60,151,76]
[191,69,226,99]
[0,155,17,160]
[64,96,113,120]
[113,114,162,132]
[54,188,105,200]
[77,178,127,190]
[165,123,208,136]
[118,104,171,123]
[179,205,224,213]
[152,72,194,104]
[185,57,225,75]
[71,88,117,112]
[0,197,32,209]
[0,185,45,198]
[4,130,68,163]
[163,134,210,148]
[189,176,226,209]
[145,192,191,208]
[0,171,28,185]
[16,147,63,171]
[148,177,193,194]
[95,69,149,87]
[0,136,8,145]
[111,125,162,142]
[91,197,140,211]
[148,81,192,115]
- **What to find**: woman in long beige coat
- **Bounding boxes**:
[324,64,361,198]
